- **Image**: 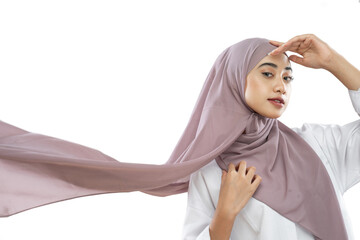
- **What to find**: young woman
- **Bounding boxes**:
[0,34,358,240]
[182,34,360,239]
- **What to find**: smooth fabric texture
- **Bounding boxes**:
[0,38,348,239]
[182,87,360,239]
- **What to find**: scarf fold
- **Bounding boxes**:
[0,38,347,240]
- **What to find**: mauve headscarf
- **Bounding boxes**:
[0,38,347,239]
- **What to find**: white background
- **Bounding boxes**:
[0,0,359,239]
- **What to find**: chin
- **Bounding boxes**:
[260,112,282,119]
[254,108,284,119]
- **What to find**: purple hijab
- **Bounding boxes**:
[0,38,347,239]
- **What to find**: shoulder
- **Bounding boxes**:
[290,122,318,136]
[288,122,340,146]
[288,122,321,148]
[290,120,360,144]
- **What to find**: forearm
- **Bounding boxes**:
[209,208,236,240]
[325,51,360,91]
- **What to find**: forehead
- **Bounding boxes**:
[256,53,290,69]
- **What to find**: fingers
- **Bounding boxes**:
[228,162,236,172]
[288,55,305,65]
[227,161,261,185]
[235,161,256,180]
[279,34,309,51]
[269,40,284,47]
[221,170,226,182]
[269,34,315,56]
[252,175,262,189]
[245,166,256,182]
[237,161,247,177]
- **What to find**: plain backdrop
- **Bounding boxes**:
[0,0,359,239]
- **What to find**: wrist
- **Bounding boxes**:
[323,50,342,73]
[209,207,236,240]
[215,204,238,221]
[321,50,360,91]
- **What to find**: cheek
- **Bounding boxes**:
[248,79,265,97]
[245,75,267,103]
[245,81,261,105]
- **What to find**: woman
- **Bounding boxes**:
[182,34,360,239]
[0,34,358,240]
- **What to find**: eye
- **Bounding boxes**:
[284,76,294,82]
[262,72,273,77]
[262,72,294,82]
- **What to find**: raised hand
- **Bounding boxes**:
[268,34,337,71]
[269,34,360,91]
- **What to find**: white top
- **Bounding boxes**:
[182,87,360,240]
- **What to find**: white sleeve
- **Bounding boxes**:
[349,87,360,117]
[182,170,218,240]
[298,88,360,195]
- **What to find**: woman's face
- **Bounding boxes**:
[245,53,293,119]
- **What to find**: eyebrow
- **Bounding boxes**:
[257,62,292,72]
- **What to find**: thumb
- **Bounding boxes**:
[221,170,226,179]
[288,55,305,65]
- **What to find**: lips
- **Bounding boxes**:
[268,97,285,104]
[268,99,284,107]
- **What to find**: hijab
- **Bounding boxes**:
[0,38,348,239]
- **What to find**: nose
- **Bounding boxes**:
[274,76,286,94]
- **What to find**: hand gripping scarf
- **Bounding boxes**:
[0,38,347,239]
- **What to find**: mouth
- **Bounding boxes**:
[268,99,284,107]
[268,97,285,104]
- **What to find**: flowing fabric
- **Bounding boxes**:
[0,38,347,239]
